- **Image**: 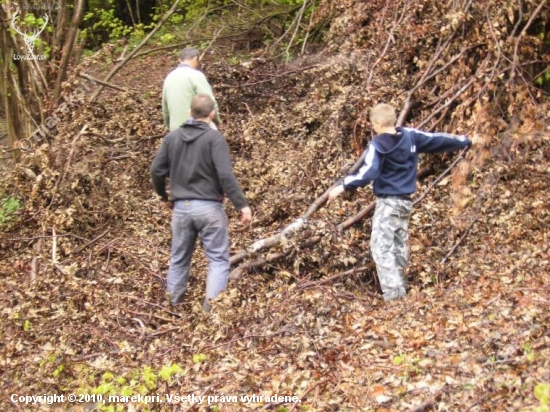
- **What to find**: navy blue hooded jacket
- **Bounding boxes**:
[343,127,471,196]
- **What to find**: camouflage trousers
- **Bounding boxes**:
[370,197,413,301]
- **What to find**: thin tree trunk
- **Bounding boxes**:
[53,0,86,102]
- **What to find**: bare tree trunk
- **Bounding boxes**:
[0,17,23,160]
[53,0,86,102]
[51,1,69,70]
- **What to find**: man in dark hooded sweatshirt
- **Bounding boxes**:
[151,94,252,311]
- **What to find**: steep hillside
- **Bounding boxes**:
[1,0,549,411]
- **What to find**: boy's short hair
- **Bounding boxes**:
[191,94,215,119]
[370,103,397,127]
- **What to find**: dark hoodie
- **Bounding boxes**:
[343,127,471,196]
[150,120,248,210]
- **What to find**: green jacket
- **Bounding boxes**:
[162,64,221,131]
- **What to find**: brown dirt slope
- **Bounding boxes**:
[0,0,549,411]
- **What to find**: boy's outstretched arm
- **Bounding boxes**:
[328,144,382,202]
[405,127,472,153]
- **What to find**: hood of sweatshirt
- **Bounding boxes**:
[373,127,413,164]
[178,120,212,142]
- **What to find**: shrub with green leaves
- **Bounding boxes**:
[0,197,21,226]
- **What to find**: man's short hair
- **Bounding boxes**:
[370,103,397,127]
[191,94,215,119]
[180,47,200,61]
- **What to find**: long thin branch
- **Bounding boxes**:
[413,147,468,205]
[366,1,411,91]
[397,0,475,125]
[231,152,463,277]
[510,0,548,82]
[78,72,127,92]
[298,264,374,289]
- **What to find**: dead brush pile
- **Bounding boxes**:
[0,0,549,410]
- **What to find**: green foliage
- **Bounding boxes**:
[69,362,183,411]
[80,0,155,46]
[392,354,405,366]
[535,70,550,87]
[159,363,183,382]
[0,196,21,226]
[192,353,207,363]
[533,383,550,412]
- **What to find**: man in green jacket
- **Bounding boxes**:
[162,48,221,131]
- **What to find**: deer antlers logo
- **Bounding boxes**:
[11,10,49,56]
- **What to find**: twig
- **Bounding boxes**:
[416,76,478,130]
[52,227,58,264]
[77,72,127,92]
[465,391,493,412]
[46,124,88,208]
[182,385,214,412]
[0,232,90,242]
[413,147,469,205]
[126,309,175,323]
[119,293,181,317]
[440,217,478,264]
[288,379,329,411]
[366,2,411,91]
[284,0,309,60]
[147,327,180,338]
[510,0,548,82]
[298,264,374,289]
[199,26,225,60]
[72,228,110,255]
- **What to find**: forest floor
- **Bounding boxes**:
[1,1,550,411]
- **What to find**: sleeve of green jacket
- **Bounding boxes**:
[161,86,170,129]
[193,71,222,125]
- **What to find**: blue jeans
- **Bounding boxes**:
[167,200,230,310]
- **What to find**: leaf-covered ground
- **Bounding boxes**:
[1,0,549,411]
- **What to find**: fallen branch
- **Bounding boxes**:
[77,72,127,92]
[72,228,110,255]
[119,293,182,317]
[231,150,464,278]
[230,158,363,267]
[413,147,468,205]
[298,264,374,289]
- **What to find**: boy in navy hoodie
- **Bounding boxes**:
[328,103,472,301]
